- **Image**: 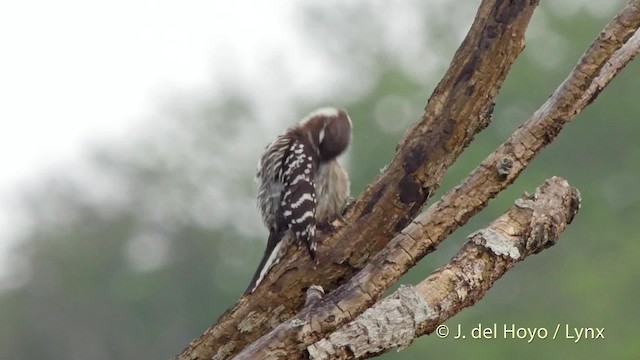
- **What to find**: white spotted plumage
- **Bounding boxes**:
[246,107,352,294]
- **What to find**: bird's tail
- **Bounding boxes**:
[243,231,289,295]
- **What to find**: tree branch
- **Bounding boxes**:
[232,1,640,358]
[307,177,581,359]
[306,26,640,360]
[579,26,640,107]
[175,1,539,359]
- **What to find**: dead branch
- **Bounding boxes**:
[232,1,640,358]
[175,1,538,359]
[308,177,581,359]
[579,27,640,107]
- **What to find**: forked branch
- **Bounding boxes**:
[308,177,581,359]
[176,0,640,359]
[233,1,640,358]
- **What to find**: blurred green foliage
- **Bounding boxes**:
[1,1,639,359]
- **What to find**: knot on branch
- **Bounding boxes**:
[496,156,514,177]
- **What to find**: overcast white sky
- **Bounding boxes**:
[0,0,329,278]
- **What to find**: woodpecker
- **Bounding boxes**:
[245,107,352,294]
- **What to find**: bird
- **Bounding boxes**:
[245,107,352,294]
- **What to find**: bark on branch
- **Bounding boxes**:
[176,1,640,359]
[175,1,538,359]
[307,177,581,359]
[233,1,640,358]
